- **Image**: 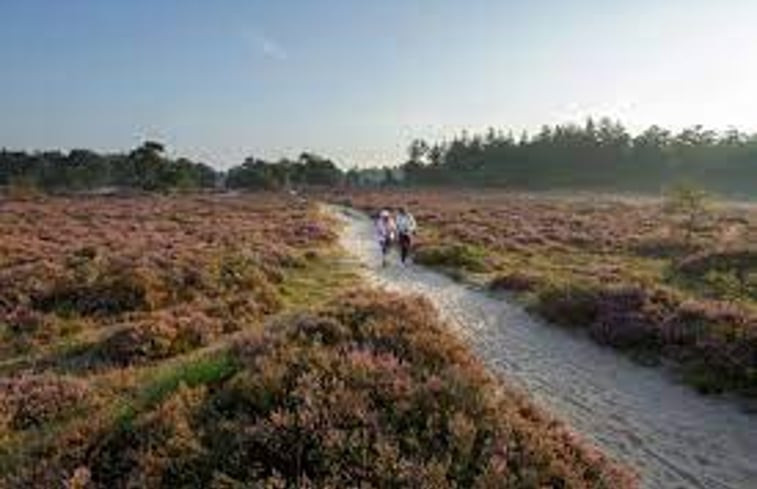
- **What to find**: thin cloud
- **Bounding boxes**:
[259,36,287,60]
[244,29,288,61]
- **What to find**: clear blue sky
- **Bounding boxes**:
[2,0,756,169]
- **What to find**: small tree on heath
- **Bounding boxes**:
[664,182,711,247]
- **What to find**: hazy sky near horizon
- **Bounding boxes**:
[2,0,757,169]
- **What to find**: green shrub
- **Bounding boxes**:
[674,248,757,300]
[414,244,489,273]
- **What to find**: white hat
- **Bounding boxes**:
[379,209,390,218]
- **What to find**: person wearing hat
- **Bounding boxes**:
[375,209,396,267]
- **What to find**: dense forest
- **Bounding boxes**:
[400,118,757,196]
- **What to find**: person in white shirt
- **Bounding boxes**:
[375,209,396,267]
[395,207,417,264]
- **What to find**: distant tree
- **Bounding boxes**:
[383,167,397,187]
[345,167,360,187]
[408,139,429,164]
[226,157,275,190]
[664,182,712,246]
[128,141,168,190]
[299,153,342,186]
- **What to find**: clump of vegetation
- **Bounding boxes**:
[99,309,224,365]
[6,290,634,488]
[415,244,489,273]
[674,248,757,301]
[489,271,540,292]
[531,283,601,327]
[0,374,97,433]
[32,264,158,317]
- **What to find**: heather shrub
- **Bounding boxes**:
[663,300,757,393]
[532,283,600,326]
[489,271,540,292]
[99,307,225,365]
[32,263,159,317]
[1,305,46,337]
[589,287,659,351]
[0,374,96,432]
[88,385,208,488]
[45,290,634,488]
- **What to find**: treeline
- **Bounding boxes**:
[6,119,757,195]
[226,153,342,190]
[0,142,216,192]
[0,143,344,193]
[401,118,757,196]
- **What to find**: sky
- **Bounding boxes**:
[1,0,757,169]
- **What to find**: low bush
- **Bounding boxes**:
[99,312,223,365]
[32,264,159,317]
[415,244,489,273]
[589,287,660,351]
[531,283,601,327]
[674,248,757,300]
[0,374,97,432]
[489,271,540,292]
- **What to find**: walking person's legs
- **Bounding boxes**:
[399,233,411,264]
[381,238,390,267]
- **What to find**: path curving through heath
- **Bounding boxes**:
[334,206,757,489]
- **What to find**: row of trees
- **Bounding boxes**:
[0,144,344,193]
[226,153,342,190]
[401,119,757,195]
[4,119,757,195]
[0,142,216,192]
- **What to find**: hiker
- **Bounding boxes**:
[375,209,396,267]
[395,207,417,264]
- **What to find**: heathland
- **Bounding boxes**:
[343,189,757,397]
[0,193,634,488]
